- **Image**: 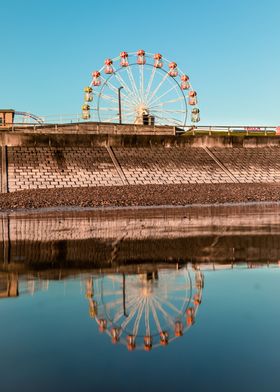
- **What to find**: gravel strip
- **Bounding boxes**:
[0,183,280,210]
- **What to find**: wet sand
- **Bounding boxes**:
[0,183,280,210]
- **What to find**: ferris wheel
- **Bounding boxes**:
[82,50,200,127]
[86,268,203,351]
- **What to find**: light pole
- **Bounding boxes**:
[118,86,123,124]
[122,273,128,317]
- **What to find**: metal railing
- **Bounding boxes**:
[178,125,279,135]
[1,121,279,136]
[0,121,175,135]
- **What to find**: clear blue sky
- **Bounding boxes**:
[1,0,279,125]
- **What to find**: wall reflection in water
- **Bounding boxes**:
[1,204,280,353]
[1,204,280,269]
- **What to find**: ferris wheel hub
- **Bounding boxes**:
[141,285,153,297]
[136,103,149,115]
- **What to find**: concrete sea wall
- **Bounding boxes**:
[1,123,280,192]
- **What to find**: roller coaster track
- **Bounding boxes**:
[14,111,44,125]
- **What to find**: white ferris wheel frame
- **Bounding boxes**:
[87,51,197,127]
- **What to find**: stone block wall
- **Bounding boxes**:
[113,147,232,184]
[1,133,280,192]
[7,147,123,192]
[211,147,280,183]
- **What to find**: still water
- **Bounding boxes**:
[1,204,280,391]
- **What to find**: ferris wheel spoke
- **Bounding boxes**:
[112,296,140,324]
[153,117,178,126]
[121,101,137,113]
[99,93,134,110]
[99,94,119,104]
[144,66,156,101]
[152,297,176,328]
[113,72,136,102]
[139,64,144,102]
[150,96,185,109]
[101,112,133,122]
[147,72,169,105]
[100,83,136,108]
[163,284,190,291]
[100,77,131,101]
[122,110,137,118]
[119,299,143,335]
[101,111,135,123]
[150,300,163,334]
[132,298,146,337]
[152,109,186,114]
[157,120,166,126]
[114,293,140,315]
[153,113,183,126]
[145,299,151,337]
[101,289,123,296]
[100,114,120,122]
[122,92,139,109]
[98,101,132,111]
[166,295,191,302]
[154,295,183,315]
[159,288,187,298]
[125,66,141,104]
[105,298,122,313]
[104,298,124,310]
[120,111,137,119]
[148,84,179,107]
[98,107,125,111]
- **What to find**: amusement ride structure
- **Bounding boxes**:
[82,50,200,127]
[14,111,44,124]
[86,268,203,351]
[0,109,44,127]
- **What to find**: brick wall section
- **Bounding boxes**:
[113,147,232,184]
[7,147,123,192]
[5,145,280,191]
[211,147,280,183]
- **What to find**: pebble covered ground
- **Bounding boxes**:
[0,183,280,210]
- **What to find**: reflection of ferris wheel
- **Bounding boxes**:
[86,268,203,351]
[82,50,200,126]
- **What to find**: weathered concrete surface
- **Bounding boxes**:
[1,130,280,192]
[1,131,280,148]
[1,122,176,136]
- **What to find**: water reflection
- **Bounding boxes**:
[86,268,203,351]
[0,273,18,298]
[2,260,280,355]
[1,206,280,391]
[1,204,280,269]
[1,204,280,352]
